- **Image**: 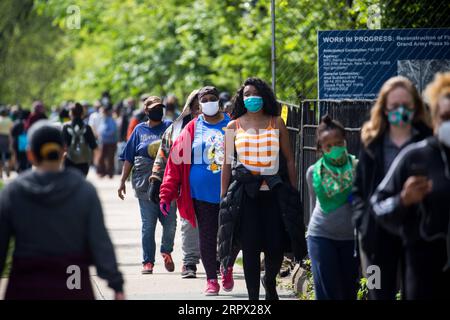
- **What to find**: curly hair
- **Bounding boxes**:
[231,77,280,119]
[424,72,450,129]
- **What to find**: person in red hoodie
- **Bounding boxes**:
[159,86,239,296]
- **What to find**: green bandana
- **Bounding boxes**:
[312,150,357,214]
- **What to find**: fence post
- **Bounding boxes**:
[299,99,306,206]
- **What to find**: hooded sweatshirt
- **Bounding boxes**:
[0,167,123,298]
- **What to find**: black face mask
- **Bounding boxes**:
[146,106,163,121]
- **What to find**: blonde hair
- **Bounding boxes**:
[424,72,450,129]
[361,76,431,147]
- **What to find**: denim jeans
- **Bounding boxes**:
[307,235,359,300]
[180,217,200,266]
[138,199,177,264]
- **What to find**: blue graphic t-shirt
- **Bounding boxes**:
[119,120,172,164]
[190,113,230,204]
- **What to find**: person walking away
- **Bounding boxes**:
[149,89,202,279]
[160,86,238,295]
[118,96,175,275]
[62,102,98,177]
[306,115,359,300]
[371,72,450,299]
[0,121,124,300]
[352,76,432,299]
[97,104,118,178]
[0,107,13,178]
[220,77,307,300]
[10,110,31,173]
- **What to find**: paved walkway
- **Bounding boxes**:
[1,171,296,300]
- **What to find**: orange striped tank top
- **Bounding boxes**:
[235,117,280,190]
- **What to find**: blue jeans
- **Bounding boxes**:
[307,235,359,300]
[138,199,177,264]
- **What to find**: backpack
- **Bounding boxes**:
[66,123,93,164]
[18,132,28,152]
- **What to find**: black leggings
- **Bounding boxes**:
[194,199,239,280]
[240,191,285,300]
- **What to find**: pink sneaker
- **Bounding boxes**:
[221,267,234,292]
[205,279,220,296]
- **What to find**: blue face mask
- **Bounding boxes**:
[244,96,263,113]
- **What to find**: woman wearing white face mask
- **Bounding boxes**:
[159,86,239,296]
[371,72,450,299]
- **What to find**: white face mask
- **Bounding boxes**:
[200,101,219,116]
[438,120,450,148]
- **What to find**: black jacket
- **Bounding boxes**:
[352,122,433,257]
[218,165,307,270]
[0,168,124,295]
[370,136,450,270]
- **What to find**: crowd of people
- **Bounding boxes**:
[0,72,449,300]
[0,91,213,179]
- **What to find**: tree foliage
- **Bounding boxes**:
[0,0,72,106]
[1,0,446,106]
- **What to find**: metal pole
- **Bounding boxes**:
[270,0,276,96]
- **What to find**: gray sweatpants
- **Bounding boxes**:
[180,215,200,266]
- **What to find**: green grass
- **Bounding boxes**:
[2,240,14,278]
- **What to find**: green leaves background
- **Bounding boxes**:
[1,0,448,107]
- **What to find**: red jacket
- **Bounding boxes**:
[160,118,197,227]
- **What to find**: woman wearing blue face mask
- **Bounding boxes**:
[306,115,359,300]
[220,78,306,300]
[352,76,432,300]
[370,72,450,299]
